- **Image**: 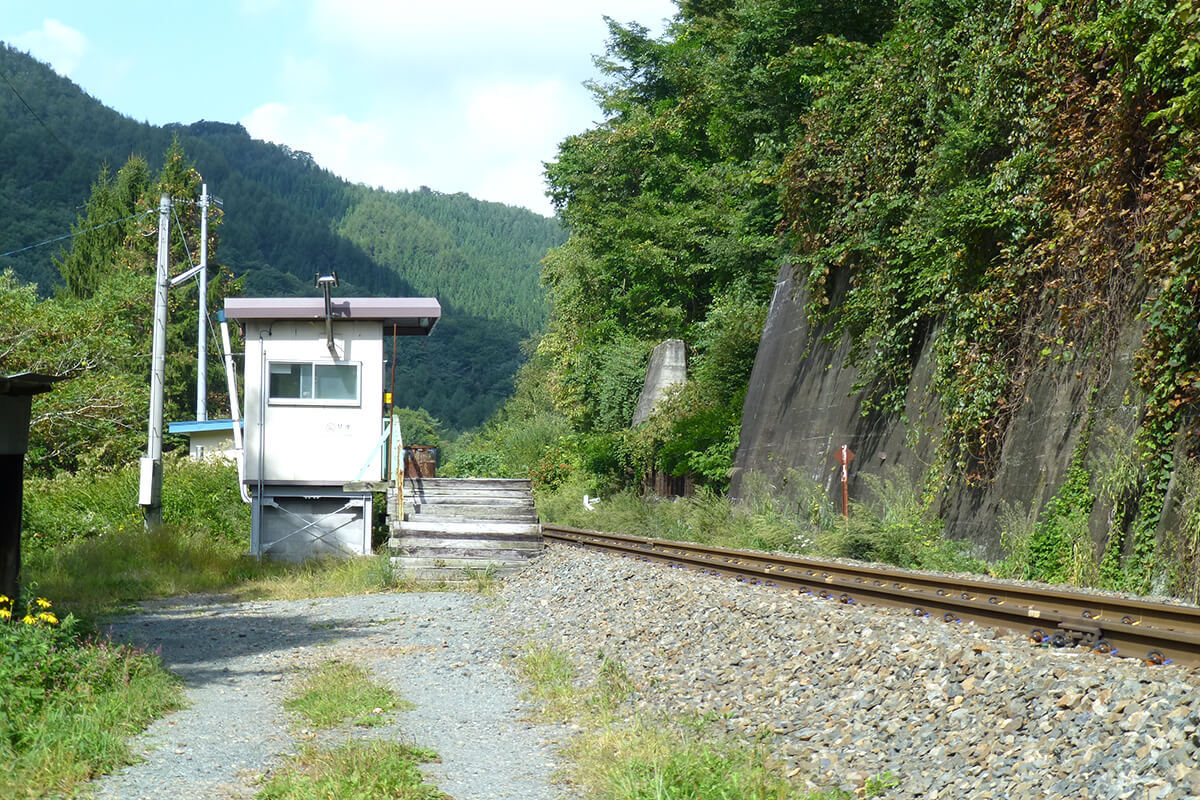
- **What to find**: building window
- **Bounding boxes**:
[269,362,360,405]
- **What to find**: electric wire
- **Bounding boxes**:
[0,210,154,259]
[0,66,70,154]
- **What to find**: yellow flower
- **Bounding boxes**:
[22,615,36,625]
[0,608,10,620]
[37,612,58,625]
[0,595,9,604]
[35,598,52,609]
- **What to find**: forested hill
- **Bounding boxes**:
[0,43,564,430]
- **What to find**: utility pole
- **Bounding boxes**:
[139,194,170,528]
[196,183,209,421]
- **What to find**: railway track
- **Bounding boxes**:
[542,524,1200,669]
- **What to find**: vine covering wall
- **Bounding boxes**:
[759,0,1200,592]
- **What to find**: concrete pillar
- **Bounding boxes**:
[632,339,688,426]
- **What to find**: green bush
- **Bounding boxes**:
[22,456,249,552]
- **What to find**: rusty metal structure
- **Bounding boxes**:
[543,525,1200,668]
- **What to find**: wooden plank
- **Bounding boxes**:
[389,536,542,551]
[404,478,532,490]
[404,495,536,505]
[405,510,537,522]
[391,555,535,569]
[399,520,541,535]
[393,547,542,561]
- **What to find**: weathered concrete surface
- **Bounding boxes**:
[732,262,1146,556]
[632,339,688,426]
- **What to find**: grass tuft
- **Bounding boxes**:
[284,660,407,730]
[257,740,448,800]
[537,467,985,574]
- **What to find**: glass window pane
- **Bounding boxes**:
[315,364,358,401]
[269,363,310,399]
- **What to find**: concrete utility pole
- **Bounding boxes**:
[197,183,209,421]
[139,194,171,528]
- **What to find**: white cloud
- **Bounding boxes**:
[12,19,88,77]
[242,102,416,190]
[308,0,675,63]
[239,1,677,215]
[278,54,333,99]
[239,0,285,14]
[472,159,555,215]
[463,80,569,149]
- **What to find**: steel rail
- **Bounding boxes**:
[542,524,1200,668]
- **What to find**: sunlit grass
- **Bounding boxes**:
[284,660,407,730]
[256,740,448,800]
[23,526,460,621]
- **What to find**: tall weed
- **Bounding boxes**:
[815,470,984,573]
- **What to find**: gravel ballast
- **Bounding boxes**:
[494,545,1200,800]
[85,592,570,800]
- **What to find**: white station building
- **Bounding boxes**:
[224,295,440,560]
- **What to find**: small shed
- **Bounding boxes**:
[168,419,242,461]
[225,295,440,559]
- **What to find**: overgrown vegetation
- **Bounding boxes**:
[517,643,890,800]
[538,467,984,575]
[261,659,442,800]
[20,458,453,619]
[440,0,1200,596]
[0,595,181,799]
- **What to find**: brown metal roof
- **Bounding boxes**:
[224,297,441,336]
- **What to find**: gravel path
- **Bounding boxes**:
[83,592,572,800]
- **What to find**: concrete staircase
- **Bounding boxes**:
[388,478,542,580]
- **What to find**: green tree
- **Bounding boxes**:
[538,1,895,488]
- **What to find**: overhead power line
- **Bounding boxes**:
[0,210,154,259]
[0,66,71,155]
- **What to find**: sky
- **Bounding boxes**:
[0,0,678,217]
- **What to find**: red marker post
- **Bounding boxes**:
[835,444,855,517]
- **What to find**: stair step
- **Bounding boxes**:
[399,520,541,536]
[404,490,535,501]
[393,547,542,562]
[388,477,541,579]
[390,535,542,550]
[406,510,539,523]
[405,478,531,490]
[391,562,529,581]
[392,555,534,569]
[404,495,536,506]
